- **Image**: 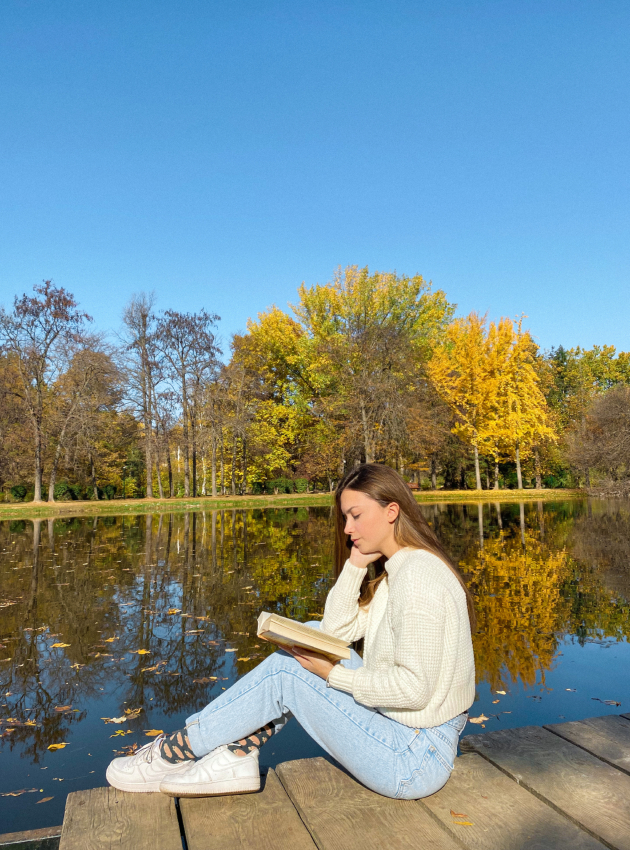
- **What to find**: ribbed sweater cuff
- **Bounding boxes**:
[327,664,356,694]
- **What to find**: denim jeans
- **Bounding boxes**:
[185,623,468,799]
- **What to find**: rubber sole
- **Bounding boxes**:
[159,777,261,797]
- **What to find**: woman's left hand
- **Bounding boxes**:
[287,646,336,680]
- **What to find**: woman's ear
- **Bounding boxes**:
[386,502,400,524]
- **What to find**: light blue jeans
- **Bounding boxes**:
[185,623,468,799]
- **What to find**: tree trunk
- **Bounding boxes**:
[360,400,374,463]
[201,455,207,496]
[91,453,99,500]
[242,438,248,495]
[473,444,482,490]
[48,433,67,502]
[220,431,225,495]
[430,456,437,490]
[231,434,237,496]
[33,427,43,502]
[165,431,174,497]
[155,435,165,499]
[191,417,197,497]
[534,447,542,489]
[494,501,503,529]
[494,460,500,489]
[181,379,191,497]
[211,435,217,497]
[515,443,523,490]
[585,468,591,488]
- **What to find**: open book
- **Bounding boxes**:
[257,612,352,662]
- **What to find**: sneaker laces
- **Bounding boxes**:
[131,734,165,764]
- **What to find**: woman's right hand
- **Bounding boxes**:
[348,544,382,570]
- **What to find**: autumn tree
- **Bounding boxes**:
[0,282,92,501]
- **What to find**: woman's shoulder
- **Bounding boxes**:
[391,548,462,591]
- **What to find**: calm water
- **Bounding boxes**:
[1,499,629,833]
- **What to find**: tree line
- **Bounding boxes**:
[1,268,629,502]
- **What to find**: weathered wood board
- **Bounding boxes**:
[180,769,315,850]
[462,726,630,850]
[420,752,606,849]
[0,825,61,850]
[59,787,181,850]
[544,714,630,775]
[276,757,459,850]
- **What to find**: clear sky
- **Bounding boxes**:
[1,0,629,358]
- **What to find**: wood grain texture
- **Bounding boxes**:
[420,752,606,849]
[59,787,181,850]
[180,769,315,850]
[544,714,630,775]
[276,757,459,850]
[462,726,630,850]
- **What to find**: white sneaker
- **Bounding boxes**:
[106,736,193,793]
[159,745,260,797]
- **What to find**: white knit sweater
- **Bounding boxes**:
[322,547,475,728]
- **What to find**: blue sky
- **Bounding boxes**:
[1,0,629,358]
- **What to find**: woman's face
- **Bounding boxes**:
[340,488,400,558]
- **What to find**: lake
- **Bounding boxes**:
[1,498,629,834]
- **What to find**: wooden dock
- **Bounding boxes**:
[4,713,630,850]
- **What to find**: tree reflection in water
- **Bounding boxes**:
[0,500,629,831]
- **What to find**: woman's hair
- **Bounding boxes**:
[334,463,476,632]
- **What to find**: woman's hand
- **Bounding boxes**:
[287,646,336,680]
[349,543,382,570]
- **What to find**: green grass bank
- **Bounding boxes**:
[0,487,583,522]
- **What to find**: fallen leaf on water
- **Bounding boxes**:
[468,715,489,724]
[47,743,68,751]
[124,707,143,719]
[131,649,151,655]
[492,700,499,704]
[101,716,127,724]
[592,697,621,706]
[167,608,181,615]
[0,788,38,797]
[237,657,251,662]
[207,640,220,645]
[110,730,133,738]
[36,797,54,804]
[495,690,506,695]
[450,810,468,818]
[104,637,118,643]
[565,688,576,692]
[225,648,237,652]
[141,662,166,673]
[51,643,70,648]
[193,676,217,683]
[55,705,72,712]
[185,629,204,635]
[144,729,163,736]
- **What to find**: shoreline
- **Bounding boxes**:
[0,487,584,521]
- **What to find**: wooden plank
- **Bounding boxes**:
[180,768,315,850]
[420,752,606,849]
[544,714,630,775]
[276,757,459,850]
[0,825,61,850]
[59,787,181,850]
[462,726,630,850]
[622,714,630,721]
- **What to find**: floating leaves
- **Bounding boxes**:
[193,676,217,683]
[130,649,151,655]
[55,705,72,712]
[50,643,70,648]
[144,729,163,736]
[124,707,143,719]
[0,788,38,797]
[36,797,54,804]
[110,730,133,738]
[167,608,181,615]
[592,697,621,706]
[101,716,127,724]
[225,648,237,652]
[468,715,489,725]
[47,743,68,751]
[141,661,166,673]
[104,637,118,643]
[494,690,507,695]
[185,629,204,635]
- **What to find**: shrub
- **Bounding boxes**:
[10,484,27,502]
[294,478,308,493]
[102,484,116,500]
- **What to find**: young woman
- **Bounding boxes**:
[106,463,476,799]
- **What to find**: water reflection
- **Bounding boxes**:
[0,500,629,831]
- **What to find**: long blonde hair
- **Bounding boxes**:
[334,463,476,632]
